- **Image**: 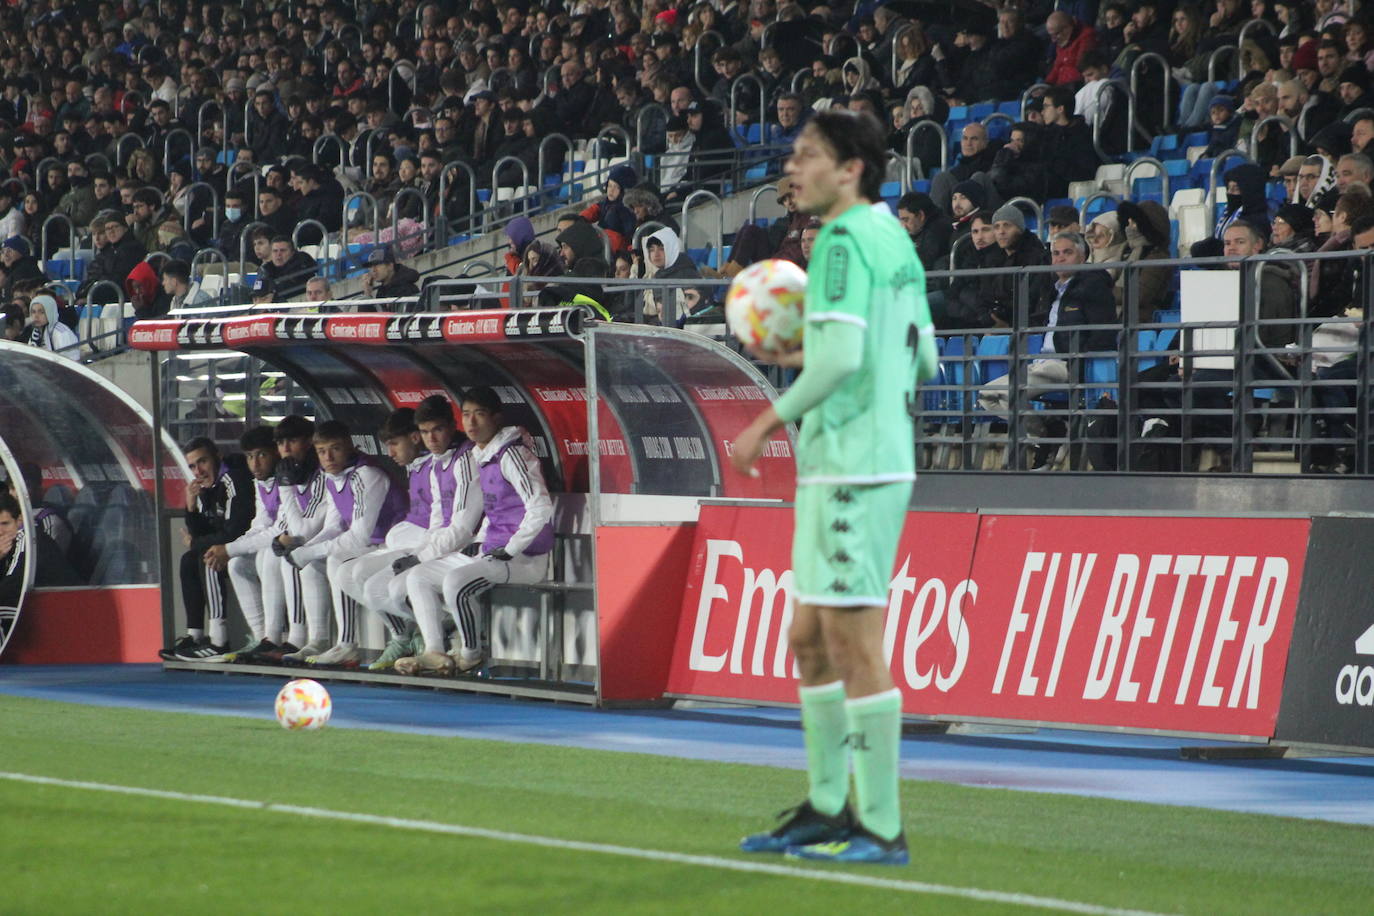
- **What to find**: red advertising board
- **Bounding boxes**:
[665,506,1309,738]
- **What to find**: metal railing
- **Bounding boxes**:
[1129,52,1174,132]
[904,120,947,192]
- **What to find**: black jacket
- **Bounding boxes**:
[1040,118,1099,198]
[185,462,255,555]
[1040,268,1119,354]
[374,263,421,299]
[981,231,1050,326]
[262,251,319,298]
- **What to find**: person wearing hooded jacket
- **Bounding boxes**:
[26,293,78,359]
[578,163,638,253]
[638,225,700,325]
[555,217,605,269]
[1115,199,1176,323]
[1192,161,1271,257]
[989,121,1048,202]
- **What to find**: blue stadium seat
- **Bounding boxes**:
[969,102,995,120]
[946,105,969,122]
[998,100,1021,118]
[1184,131,1209,147]
[1132,177,1164,204]
[1163,159,1190,178]
[880,181,901,199]
[912,180,931,193]
[1085,356,1119,403]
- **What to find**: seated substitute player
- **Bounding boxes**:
[731,109,938,865]
[395,386,553,677]
[163,437,255,661]
[0,492,78,610]
[334,397,479,671]
[255,415,327,661]
[8,463,73,558]
[200,426,283,663]
[278,420,406,665]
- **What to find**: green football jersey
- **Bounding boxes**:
[795,202,931,485]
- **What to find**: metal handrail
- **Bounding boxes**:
[390,188,430,251]
[1078,190,1121,226]
[1253,115,1299,158]
[490,156,533,213]
[1003,197,1046,240]
[791,68,809,94]
[162,127,194,170]
[826,33,859,58]
[81,280,126,350]
[197,101,227,156]
[891,24,916,86]
[226,161,261,215]
[948,232,973,271]
[437,160,478,243]
[404,106,432,126]
[1206,148,1251,215]
[40,212,76,274]
[594,124,633,164]
[1343,106,1374,124]
[981,111,1016,136]
[1091,80,1124,160]
[635,102,669,152]
[189,245,226,287]
[730,74,768,145]
[1129,52,1174,132]
[313,134,346,165]
[904,120,947,192]
[749,184,778,224]
[342,190,381,240]
[1208,45,1239,83]
[389,59,417,100]
[291,220,330,266]
[362,128,387,178]
[538,132,575,188]
[242,96,254,149]
[631,220,669,254]
[1124,156,1171,206]
[115,133,145,167]
[1236,17,1278,51]
[85,153,112,173]
[693,30,725,96]
[182,181,220,238]
[680,189,724,257]
[1021,82,1050,120]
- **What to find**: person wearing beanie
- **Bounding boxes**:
[1338,66,1371,119]
[1271,202,1317,250]
[1203,94,1242,157]
[577,163,638,252]
[978,203,1049,328]
[949,178,989,238]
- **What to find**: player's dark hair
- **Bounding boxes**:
[313,419,351,443]
[461,386,502,415]
[183,436,219,458]
[803,109,886,203]
[379,407,418,440]
[239,425,276,452]
[0,492,19,519]
[414,395,455,426]
[274,415,315,441]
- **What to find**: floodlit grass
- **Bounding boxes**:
[2,694,1371,915]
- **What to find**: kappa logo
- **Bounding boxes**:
[1334,622,1374,707]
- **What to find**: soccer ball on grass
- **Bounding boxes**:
[725,258,807,353]
[275,678,332,730]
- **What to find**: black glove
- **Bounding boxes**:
[484,548,513,561]
[392,554,421,575]
[271,538,289,557]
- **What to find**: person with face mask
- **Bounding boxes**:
[214,189,250,260]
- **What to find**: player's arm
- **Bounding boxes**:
[417,452,482,561]
[294,483,344,553]
[296,467,388,562]
[220,469,256,542]
[493,444,552,557]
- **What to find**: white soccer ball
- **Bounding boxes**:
[275,678,332,730]
[725,258,807,352]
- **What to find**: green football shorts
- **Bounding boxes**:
[791,480,912,607]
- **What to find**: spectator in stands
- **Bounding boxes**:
[1271,202,1318,250]
[948,179,989,241]
[1039,86,1100,198]
[1122,0,1171,58]
[659,114,695,201]
[1085,212,1127,287]
[260,237,317,300]
[2,303,23,341]
[892,24,937,97]
[362,248,421,300]
[1073,51,1112,126]
[1045,11,1097,86]
[1200,93,1243,159]
[1296,153,1337,207]
[1194,162,1271,257]
[1225,220,1299,348]
[256,186,294,238]
[579,164,638,252]
[1312,188,1374,316]
[126,260,170,321]
[990,121,1048,202]
[293,164,344,245]
[638,225,699,325]
[980,204,1051,329]
[948,18,999,105]
[213,188,252,261]
[980,230,1115,458]
[162,259,210,312]
[1115,199,1175,322]
[1,238,44,296]
[1338,65,1372,120]
[946,211,996,330]
[25,293,78,359]
[1337,153,1374,194]
[555,216,605,271]
[929,123,1000,213]
[1046,205,1082,236]
[799,220,821,267]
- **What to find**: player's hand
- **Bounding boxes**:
[731,407,781,477]
[392,554,421,575]
[484,548,512,561]
[203,544,229,571]
[186,480,202,511]
[181,529,192,548]
[0,528,17,555]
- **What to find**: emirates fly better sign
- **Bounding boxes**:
[666,507,1309,738]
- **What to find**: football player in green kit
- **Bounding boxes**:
[732,109,938,865]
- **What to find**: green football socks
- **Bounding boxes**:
[845,688,903,841]
[798,680,850,817]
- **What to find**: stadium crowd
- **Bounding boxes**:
[0,0,1366,470]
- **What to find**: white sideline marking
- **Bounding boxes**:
[0,770,1175,916]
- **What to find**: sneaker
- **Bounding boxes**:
[307,643,361,667]
[158,635,201,661]
[281,641,329,664]
[256,641,300,663]
[175,641,230,662]
[394,651,455,676]
[786,825,909,866]
[368,635,416,671]
[219,638,276,664]
[739,801,852,854]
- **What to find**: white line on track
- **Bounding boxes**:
[0,770,1177,916]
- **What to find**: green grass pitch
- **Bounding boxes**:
[2,694,1371,915]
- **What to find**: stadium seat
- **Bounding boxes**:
[998,100,1021,118]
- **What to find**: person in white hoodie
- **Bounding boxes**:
[27,294,78,360]
[638,225,701,325]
